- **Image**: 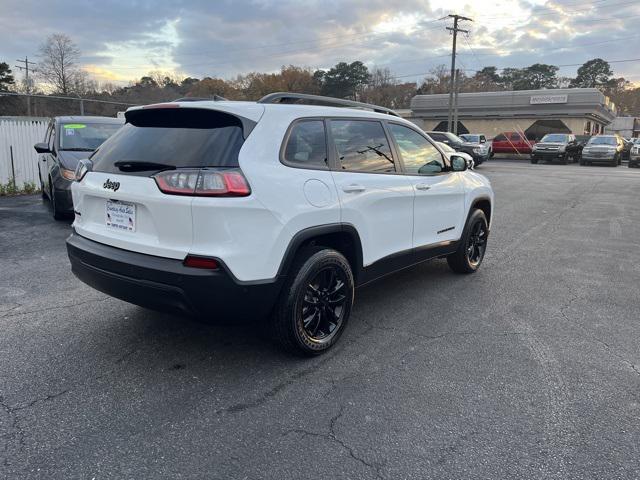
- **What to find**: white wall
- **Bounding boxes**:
[0,118,48,188]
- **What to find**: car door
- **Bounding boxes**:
[46,123,58,188]
[39,122,52,191]
[328,118,414,267]
[387,122,466,247]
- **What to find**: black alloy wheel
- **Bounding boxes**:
[466,220,487,267]
[447,209,489,274]
[300,266,348,343]
[273,247,354,355]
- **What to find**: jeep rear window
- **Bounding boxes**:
[90,108,249,176]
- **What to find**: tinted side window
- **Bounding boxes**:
[389,124,445,175]
[283,120,327,168]
[494,134,506,141]
[330,120,395,173]
[428,132,446,142]
[510,133,522,141]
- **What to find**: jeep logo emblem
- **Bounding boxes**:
[103,179,120,192]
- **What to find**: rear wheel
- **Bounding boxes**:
[272,247,354,355]
[531,158,538,164]
[447,209,488,274]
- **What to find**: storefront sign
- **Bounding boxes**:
[530,95,568,105]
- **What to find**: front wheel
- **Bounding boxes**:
[447,209,489,274]
[272,247,354,355]
[50,183,66,220]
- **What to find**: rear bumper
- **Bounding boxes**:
[66,232,282,319]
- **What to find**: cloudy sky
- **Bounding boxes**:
[1,0,639,86]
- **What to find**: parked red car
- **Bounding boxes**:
[492,132,536,154]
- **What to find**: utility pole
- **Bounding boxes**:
[15,57,37,117]
[453,69,460,135]
[446,14,471,133]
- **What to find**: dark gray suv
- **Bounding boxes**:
[34,116,123,219]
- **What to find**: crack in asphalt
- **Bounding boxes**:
[556,289,640,380]
[0,296,111,319]
[0,395,27,468]
[283,404,385,479]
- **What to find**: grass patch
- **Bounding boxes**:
[0,181,40,196]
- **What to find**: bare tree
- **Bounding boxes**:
[37,33,82,95]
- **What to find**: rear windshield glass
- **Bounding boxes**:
[588,136,617,145]
[460,134,479,143]
[59,122,122,151]
[91,108,249,175]
[541,134,568,142]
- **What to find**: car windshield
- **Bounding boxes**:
[588,136,617,146]
[460,134,479,143]
[59,122,122,151]
[541,134,568,143]
[445,132,464,143]
[437,142,455,153]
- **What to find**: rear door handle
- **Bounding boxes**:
[415,183,431,191]
[342,184,366,193]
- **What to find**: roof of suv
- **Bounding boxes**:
[126,99,403,124]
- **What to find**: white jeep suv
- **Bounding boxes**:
[67,93,494,355]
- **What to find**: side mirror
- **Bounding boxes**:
[480,138,486,144]
[451,155,468,172]
[34,142,50,154]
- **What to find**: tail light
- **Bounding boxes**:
[153,168,250,197]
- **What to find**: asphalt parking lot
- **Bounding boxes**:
[1,159,640,479]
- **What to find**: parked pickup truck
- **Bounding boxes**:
[491,132,535,154]
[530,133,581,164]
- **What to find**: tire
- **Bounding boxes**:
[447,209,489,274]
[579,157,586,166]
[50,183,66,220]
[611,155,619,167]
[272,247,354,355]
[560,154,568,165]
[531,158,538,164]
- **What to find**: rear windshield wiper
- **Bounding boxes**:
[114,161,177,172]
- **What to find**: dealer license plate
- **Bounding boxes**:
[106,200,136,232]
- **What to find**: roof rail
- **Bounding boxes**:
[257,92,400,117]
[173,95,228,102]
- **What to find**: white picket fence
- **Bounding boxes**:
[0,117,48,188]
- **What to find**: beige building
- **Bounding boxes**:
[405,88,617,140]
